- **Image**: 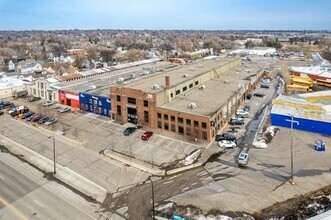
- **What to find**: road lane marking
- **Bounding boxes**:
[34,200,45,207]
[0,175,4,180]
[0,195,29,220]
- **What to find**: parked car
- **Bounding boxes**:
[123,127,137,136]
[236,109,249,117]
[21,111,35,119]
[218,140,237,148]
[26,114,36,121]
[37,116,50,124]
[59,107,71,113]
[31,114,42,122]
[246,94,252,100]
[43,101,55,107]
[44,118,57,126]
[0,101,14,109]
[215,133,237,143]
[260,83,270,89]
[28,96,41,102]
[238,153,249,166]
[229,119,244,125]
[253,93,265,97]
[141,131,153,140]
[243,105,251,112]
[314,140,325,151]
[231,115,244,121]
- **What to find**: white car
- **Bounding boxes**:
[218,140,237,148]
[60,107,71,113]
[238,153,249,166]
[236,109,249,117]
[43,101,55,107]
[231,116,244,121]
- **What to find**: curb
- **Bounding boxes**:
[0,134,107,203]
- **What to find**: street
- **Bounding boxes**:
[0,152,107,220]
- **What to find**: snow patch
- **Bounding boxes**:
[179,149,202,166]
[195,214,233,220]
[155,202,174,211]
[253,126,278,149]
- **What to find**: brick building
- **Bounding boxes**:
[110,58,267,142]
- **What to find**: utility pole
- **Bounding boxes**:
[48,136,56,174]
[143,177,155,218]
[286,114,299,185]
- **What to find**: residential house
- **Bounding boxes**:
[20,62,43,74]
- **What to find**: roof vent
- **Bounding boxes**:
[246,70,251,73]
[118,77,124,82]
[89,85,97,89]
[151,84,160,90]
[199,85,206,90]
[197,64,203,68]
[236,71,240,74]
[188,102,197,109]
[182,73,189,78]
[224,79,230,84]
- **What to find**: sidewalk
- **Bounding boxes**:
[0,134,107,203]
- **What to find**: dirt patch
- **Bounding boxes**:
[253,184,331,219]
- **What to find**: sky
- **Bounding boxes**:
[0,0,330,31]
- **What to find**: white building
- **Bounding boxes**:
[26,77,59,101]
[0,76,26,99]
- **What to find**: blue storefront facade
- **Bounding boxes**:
[79,92,111,117]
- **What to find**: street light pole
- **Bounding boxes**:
[143,177,155,219]
[286,114,299,185]
[48,136,56,174]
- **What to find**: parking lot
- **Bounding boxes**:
[1,97,202,167]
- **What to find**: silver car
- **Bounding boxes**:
[238,153,249,166]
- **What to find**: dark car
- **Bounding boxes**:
[28,96,41,102]
[37,116,50,124]
[141,131,153,140]
[22,111,35,119]
[0,101,14,109]
[229,119,244,125]
[123,127,137,136]
[243,105,251,112]
[253,93,265,97]
[246,94,252,100]
[215,133,237,143]
[44,118,57,126]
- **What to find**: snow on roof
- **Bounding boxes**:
[46,78,59,84]
[291,66,331,79]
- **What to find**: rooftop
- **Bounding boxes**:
[158,60,267,117]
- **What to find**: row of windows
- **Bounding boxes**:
[157,121,207,140]
[80,104,110,116]
[89,99,103,106]
[170,81,199,98]
[157,113,207,128]
[116,95,149,107]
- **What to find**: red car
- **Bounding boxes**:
[31,114,42,122]
[141,131,153,140]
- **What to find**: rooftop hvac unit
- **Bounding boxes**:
[246,70,251,73]
[199,85,206,90]
[151,84,160,90]
[118,77,124,82]
[188,102,197,109]
[224,79,230,84]
[189,67,195,71]
[182,73,189,78]
[89,85,97,90]
[236,71,240,75]
[197,64,203,68]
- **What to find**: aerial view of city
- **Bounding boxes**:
[0,0,330,219]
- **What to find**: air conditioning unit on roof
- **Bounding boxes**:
[199,85,206,90]
[188,102,197,109]
[182,73,189,78]
[151,84,160,90]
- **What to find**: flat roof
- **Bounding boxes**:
[120,58,238,93]
[52,61,176,95]
[158,61,268,117]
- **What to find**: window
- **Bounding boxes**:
[176,90,180,95]
[164,114,168,120]
[117,95,121,102]
[144,100,149,107]
[178,117,183,124]
[183,86,187,92]
[89,99,92,104]
[117,105,121,116]
[202,122,207,129]
[40,82,44,89]
[194,120,199,127]
[178,126,184,134]
[195,81,199,85]
[99,101,102,106]
[144,111,149,122]
[104,109,107,115]
[93,99,98,105]
[186,127,191,135]
[189,83,193,88]
[171,93,174,98]
[171,116,175,122]
[186,119,191,125]
[127,97,136,105]
[33,89,36,95]
[171,124,176,132]
[158,121,162,128]
[202,131,207,140]
[164,123,169,130]
[157,113,162,119]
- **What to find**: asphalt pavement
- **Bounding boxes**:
[0,152,109,220]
